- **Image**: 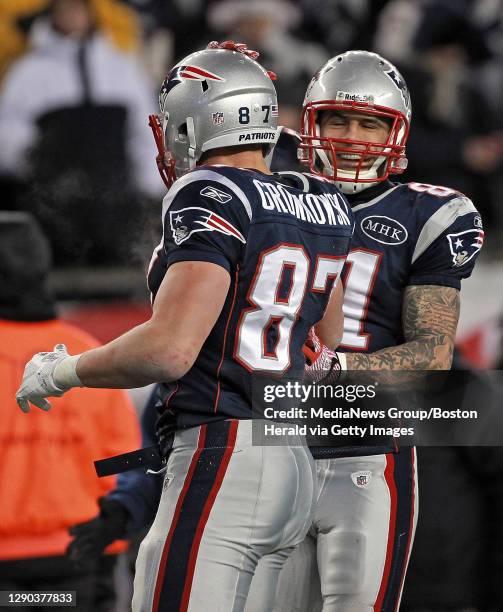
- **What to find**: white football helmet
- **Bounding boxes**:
[300,50,412,194]
[149,42,279,188]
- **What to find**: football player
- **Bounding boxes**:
[247,50,484,612]
[15,43,354,611]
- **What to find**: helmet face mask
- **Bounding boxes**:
[300,51,411,194]
[151,45,279,188]
[148,114,176,189]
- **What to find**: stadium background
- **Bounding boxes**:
[1,1,503,610]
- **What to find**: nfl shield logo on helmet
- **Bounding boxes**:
[351,470,372,488]
[212,112,225,125]
[446,229,484,267]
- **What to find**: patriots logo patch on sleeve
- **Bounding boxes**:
[169,207,246,245]
[446,229,484,267]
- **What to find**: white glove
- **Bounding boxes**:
[16,344,81,413]
[303,328,347,384]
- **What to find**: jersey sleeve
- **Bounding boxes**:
[409,196,483,290]
[162,170,251,273]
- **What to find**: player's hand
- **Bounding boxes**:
[16,344,71,413]
[303,328,346,383]
[67,497,131,568]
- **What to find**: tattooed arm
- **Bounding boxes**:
[346,285,460,374]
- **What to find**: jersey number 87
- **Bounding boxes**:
[235,244,345,372]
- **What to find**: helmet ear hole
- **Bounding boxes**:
[177,123,188,142]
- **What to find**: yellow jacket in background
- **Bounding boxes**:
[0,0,140,80]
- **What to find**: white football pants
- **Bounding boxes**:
[248,449,418,612]
[132,419,316,612]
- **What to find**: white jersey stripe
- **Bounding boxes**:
[276,171,311,192]
[411,196,477,264]
[351,186,400,212]
[161,169,253,221]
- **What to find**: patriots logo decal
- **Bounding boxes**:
[384,67,411,114]
[169,207,245,245]
[446,229,484,267]
[159,66,225,110]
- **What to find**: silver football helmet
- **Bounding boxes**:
[150,42,279,188]
[300,50,412,194]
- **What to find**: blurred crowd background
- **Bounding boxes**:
[1,1,503,611]
[1,0,503,275]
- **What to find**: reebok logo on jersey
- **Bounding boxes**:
[200,185,232,204]
[169,207,245,245]
[351,471,372,488]
[447,229,484,267]
[360,215,408,245]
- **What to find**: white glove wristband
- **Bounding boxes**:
[53,354,83,390]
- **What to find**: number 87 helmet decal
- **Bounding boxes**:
[300,50,412,194]
[149,41,279,188]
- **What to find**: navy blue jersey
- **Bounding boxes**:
[148,165,353,433]
[338,181,483,353]
[307,179,483,460]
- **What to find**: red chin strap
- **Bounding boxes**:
[148,114,176,189]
